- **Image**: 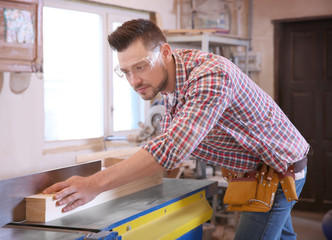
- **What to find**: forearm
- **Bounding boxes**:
[94,148,164,193]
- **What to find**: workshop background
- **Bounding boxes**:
[0,0,332,239]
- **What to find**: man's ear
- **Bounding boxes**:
[161,43,172,63]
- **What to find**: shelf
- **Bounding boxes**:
[164,29,249,73]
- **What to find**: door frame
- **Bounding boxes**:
[273,15,332,212]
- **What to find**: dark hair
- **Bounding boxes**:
[107,19,167,52]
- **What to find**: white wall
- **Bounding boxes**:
[0,0,177,180]
[91,0,177,29]
[0,73,44,179]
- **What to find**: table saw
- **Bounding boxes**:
[0,161,217,240]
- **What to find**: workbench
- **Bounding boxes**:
[0,161,217,240]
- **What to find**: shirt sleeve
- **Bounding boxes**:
[143,70,233,170]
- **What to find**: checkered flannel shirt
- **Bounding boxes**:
[143,49,309,173]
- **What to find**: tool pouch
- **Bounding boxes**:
[223,177,257,205]
[278,165,298,202]
[224,172,280,212]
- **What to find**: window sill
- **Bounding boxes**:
[43,129,142,155]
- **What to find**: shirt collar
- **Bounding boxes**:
[161,50,187,102]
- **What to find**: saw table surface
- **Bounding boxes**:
[0,227,85,240]
[2,178,217,239]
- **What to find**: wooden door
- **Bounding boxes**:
[276,17,332,212]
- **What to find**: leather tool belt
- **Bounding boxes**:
[223,157,307,212]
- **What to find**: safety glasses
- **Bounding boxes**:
[114,44,161,80]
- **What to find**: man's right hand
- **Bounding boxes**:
[43,175,100,213]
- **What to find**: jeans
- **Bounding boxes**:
[234,168,307,240]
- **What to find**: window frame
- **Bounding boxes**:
[43,0,150,151]
[106,14,151,137]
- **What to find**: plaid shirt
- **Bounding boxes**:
[143,49,309,173]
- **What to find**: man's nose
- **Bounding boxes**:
[128,73,143,87]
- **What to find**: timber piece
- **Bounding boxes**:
[164,28,220,34]
[163,29,248,40]
[25,172,163,222]
[76,147,141,166]
[103,158,123,168]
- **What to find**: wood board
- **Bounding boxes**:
[25,172,163,222]
[76,147,141,167]
[163,29,248,40]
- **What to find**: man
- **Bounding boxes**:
[44,19,309,239]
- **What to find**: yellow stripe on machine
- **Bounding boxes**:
[113,190,212,240]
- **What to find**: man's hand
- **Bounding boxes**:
[43,175,100,213]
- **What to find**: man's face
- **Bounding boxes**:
[116,40,169,100]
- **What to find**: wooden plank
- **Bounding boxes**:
[0,161,101,227]
[163,29,248,40]
[43,139,104,155]
[25,172,163,222]
[76,147,141,166]
[164,28,221,34]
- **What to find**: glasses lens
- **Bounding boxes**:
[132,60,152,74]
[114,44,162,80]
[114,64,124,78]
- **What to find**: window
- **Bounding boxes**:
[43,0,149,141]
[111,22,146,132]
[43,7,103,141]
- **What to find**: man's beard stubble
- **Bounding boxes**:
[139,66,169,101]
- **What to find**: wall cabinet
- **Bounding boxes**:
[0,0,42,72]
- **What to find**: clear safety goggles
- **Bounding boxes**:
[114,45,161,80]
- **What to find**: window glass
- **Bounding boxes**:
[111,22,145,132]
[43,7,103,141]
